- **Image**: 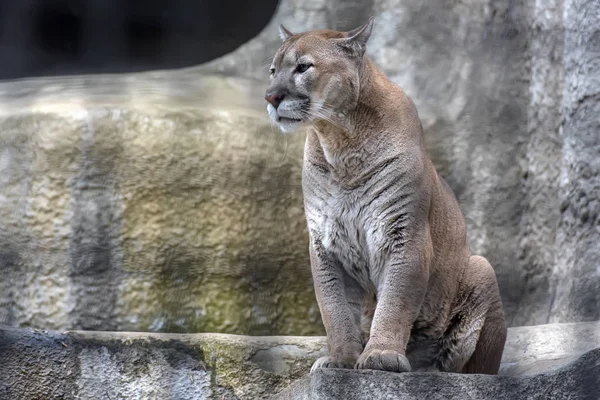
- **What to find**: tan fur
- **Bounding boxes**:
[265,18,507,374]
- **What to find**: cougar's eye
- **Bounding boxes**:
[269,67,275,75]
[296,63,313,73]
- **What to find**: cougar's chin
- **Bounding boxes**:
[267,104,306,133]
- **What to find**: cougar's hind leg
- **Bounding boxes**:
[461,256,506,374]
[461,300,506,374]
[436,256,507,374]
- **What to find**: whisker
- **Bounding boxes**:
[279,131,289,163]
[310,110,336,126]
[318,105,338,116]
[308,103,337,124]
[309,102,342,126]
[262,56,275,70]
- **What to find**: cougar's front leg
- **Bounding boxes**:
[356,235,430,373]
[310,239,365,372]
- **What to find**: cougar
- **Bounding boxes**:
[264,17,507,374]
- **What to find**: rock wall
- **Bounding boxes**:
[0,0,599,333]
[548,0,600,323]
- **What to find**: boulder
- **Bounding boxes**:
[0,76,319,336]
[1,321,599,399]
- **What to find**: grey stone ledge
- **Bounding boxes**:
[1,321,599,399]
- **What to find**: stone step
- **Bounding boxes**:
[1,321,599,399]
[275,349,600,400]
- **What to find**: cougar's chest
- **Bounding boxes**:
[306,184,383,286]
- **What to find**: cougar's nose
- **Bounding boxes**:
[265,91,286,109]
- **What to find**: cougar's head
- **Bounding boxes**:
[265,17,374,133]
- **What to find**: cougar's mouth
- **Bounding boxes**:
[266,103,306,133]
[277,116,303,123]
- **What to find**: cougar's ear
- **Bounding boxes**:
[279,24,294,41]
[335,17,374,56]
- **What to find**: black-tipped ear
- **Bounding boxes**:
[279,24,294,41]
[336,17,374,55]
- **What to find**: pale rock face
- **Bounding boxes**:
[0,84,320,335]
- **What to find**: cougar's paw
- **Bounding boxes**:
[355,349,412,373]
[310,356,355,373]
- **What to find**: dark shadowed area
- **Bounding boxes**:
[0,0,278,79]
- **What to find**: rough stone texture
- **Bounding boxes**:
[499,320,600,376]
[1,321,599,399]
[549,0,600,323]
[275,349,600,400]
[1,0,600,333]
[0,324,325,400]
[0,80,317,336]
[514,0,565,327]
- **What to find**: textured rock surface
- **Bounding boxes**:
[548,0,600,323]
[1,321,599,400]
[0,324,326,400]
[498,320,600,376]
[0,81,316,336]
